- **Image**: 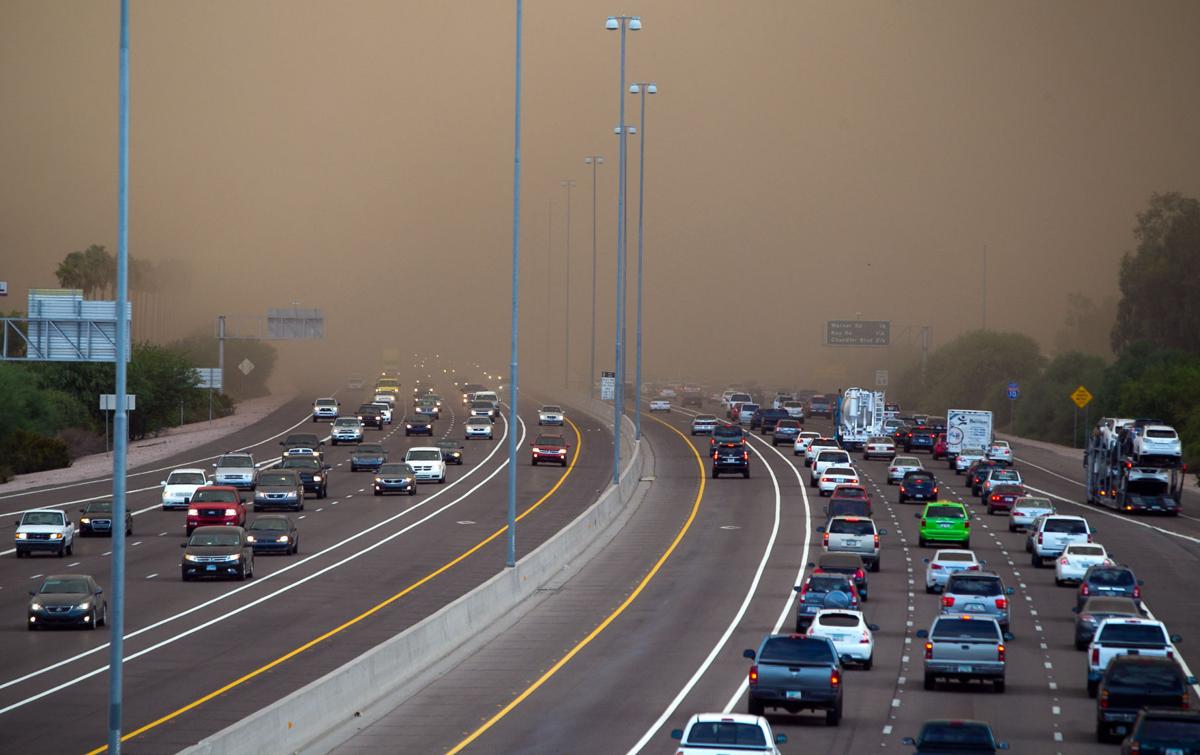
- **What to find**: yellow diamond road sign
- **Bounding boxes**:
[1071,385,1093,408]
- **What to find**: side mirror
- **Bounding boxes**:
[743,649,756,660]
[807,562,815,569]
[160,481,167,487]
[815,526,826,533]
[915,629,929,639]
[1003,631,1015,642]
[1071,606,1080,614]
[997,743,1010,751]
[879,528,888,536]
[922,558,930,564]
[179,543,187,548]
[669,729,683,741]
[793,585,803,593]
[95,588,103,595]
[840,654,854,664]
[212,463,217,468]
[1138,579,1145,586]
[901,737,916,746]
[1170,634,1183,643]
[775,733,787,745]
[980,560,988,566]
[913,513,921,519]
[1188,676,1198,685]
[28,590,36,596]
[1005,587,1015,595]
[279,441,286,446]
[79,508,86,513]
[319,441,325,447]
[868,624,880,632]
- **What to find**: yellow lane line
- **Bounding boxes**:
[85,418,584,755]
[445,414,705,755]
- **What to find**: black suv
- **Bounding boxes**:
[712,444,750,478]
[751,408,790,434]
[356,404,383,429]
[1120,708,1200,752]
[710,423,746,449]
[280,457,330,499]
[1096,656,1195,742]
[905,426,938,453]
[899,470,938,504]
[1076,564,1142,610]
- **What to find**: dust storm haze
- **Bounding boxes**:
[3,1,1200,395]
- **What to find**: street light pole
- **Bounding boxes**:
[545,198,554,379]
[605,14,641,485]
[584,155,604,399]
[561,179,576,390]
[630,82,656,441]
[506,0,524,568]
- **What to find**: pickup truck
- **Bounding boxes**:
[1095,655,1196,742]
[15,509,75,558]
[1086,616,1181,697]
[744,634,844,725]
[917,615,1011,693]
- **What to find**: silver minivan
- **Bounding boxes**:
[821,515,884,571]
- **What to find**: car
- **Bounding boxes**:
[245,515,299,554]
[1117,706,1200,751]
[374,377,401,396]
[531,434,569,466]
[690,415,719,435]
[414,399,440,419]
[939,572,1014,632]
[470,400,497,422]
[1133,424,1183,464]
[253,469,306,511]
[817,466,860,496]
[917,614,1010,693]
[649,399,671,412]
[917,502,971,548]
[984,483,1025,515]
[279,433,324,462]
[829,484,870,502]
[966,459,1004,495]
[464,417,494,439]
[1077,564,1143,610]
[954,448,986,474]
[794,572,862,630]
[805,437,840,468]
[737,403,760,424]
[808,395,833,418]
[15,509,75,558]
[212,453,257,489]
[1096,658,1197,742]
[185,486,247,535]
[405,447,447,483]
[782,400,807,421]
[712,423,747,450]
[820,516,884,572]
[904,426,938,453]
[924,549,981,594]
[312,397,339,421]
[824,496,873,522]
[888,456,923,484]
[350,443,387,472]
[670,713,786,755]
[330,417,364,445]
[1087,617,1181,696]
[369,401,393,424]
[1028,514,1094,566]
[752,408,789,434]
[426,393,444,410]
[538,405,565,425]
[436,439,465,465]
[898,470,938,504]
[1008,495,1055,532]
[373,462,417,496]
[901,720,1009,753]
[811,448,853,487]
[743,634,844,724]
[1055,543,1111,585]
[373,392,397,408]
[863,435,896,460]
[806,609,879,668]
[405,416,434,436]
[180,525,254,581]
[771,418,801,445]
[681,392,704,409]
[280,457,330,498]
[78,500,132,537]
[346,375,365,390]
[812,551,870,601]
[772,393,794,410]
[712,444,751,479]
[1072,596,1142,651]
[793,430,821,457]
[986,440,1013,465]
[932,433,949,460]
[724,391,753,411]
[979,468,1023,500]
[160,468,208,510]
[356,404,384,428]
[27,574,107,630]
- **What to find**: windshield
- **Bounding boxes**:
[685,722,767,747]
[807,576,853,593]
[257,473,296,486]
[406,450,442,462]
[356,445,384,455]
[926,506,965,519]
[192,489,238,503]
[829,519,875,536]
[694,415,717,422]
[1138,719,1200,743]
[334,418,360,426]
[1107,662,1182,691]
[893,457,919,467]
[825,467,856,477]
[39,578,91,594]
[188,531,241,547]
[829,501,871,517]
[1016,497,1052,510]
[251,518,288,531]
[283,461,320,472]
[85,502,114,513]
[1066,545,1105,557]
[905,473,934,484]
[1098,624,1167,646]
[938,552,975,563]
[740,404,759,413]
[817,613,861,628]
[730,394,751,402]
[467,419,490,426]
[284,435,320,446]
[471,401,492,409]
[818,451,850,463]
[918,722,995,749]
[315,399,336,406]
[378,464,412,475]
[540,406,562,413]
[21,512,64,526]
[933,619,1000,640]
[535,436,565,446]
[947,576,1002,596]
[990,470,1020,482]
[167,472,205,485]
[1089,569,1135,586]
[1146,429,1177,439]
[1044,519,1089,535]
[759,637,835,664]
[776,419,799,429]
[216,456,252,468]
[832,488,867,499]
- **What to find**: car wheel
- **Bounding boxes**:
[870,559,880,573]
[531,460,537,466]
[59,544,66,557]
[1008,523,1016,532]
[331,439,337,446]
[918,536,927,548]
[1054,577,1063,587]
[127,523,133,536]
[27,620,36,631]
[742,469,750,479]
[747,697,765,717]
[293,538,300,554]
[373,489,381,496]
[438,475,446,484]
[924,672,936,690]
[898,495,906,504]
[1075,638,1087,651]
[993,679,1005,693]
[825,702,842,726]
[182,570,191,581]
[1087,679,1098,698]
[1031,553,1042,568]
[863,655,873,671]
[712,468,719,479]
[90,607,101,630]
[925,583,935,594]
[1025,540,1032,553]
[409,487,416,496]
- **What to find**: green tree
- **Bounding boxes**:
[1111,193,1200,354]
[1014,352,1107,446]
[54,244,115,298]
[895,330,1045,416]
[1053,293,1115,359]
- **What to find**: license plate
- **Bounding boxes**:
[785,691,803,700]
[206,565,216,572]
[938,523,952,528]
[844,539,860,547]
[1166,748,1184,755]
[956,665,973,673]
[964,602,987,612]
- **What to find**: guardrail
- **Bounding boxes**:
[181,394,646,755]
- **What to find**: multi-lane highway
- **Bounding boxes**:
[329,400,1200,754]
[0,386,614,754]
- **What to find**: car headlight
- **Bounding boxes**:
[224,508,238,516]
[313,475,322,482]
[184,554,199,562]
[78,602,90,611]
[406,424,413,429]
[227,554,241,561]
[15,533,28,540]
[374,477,383,483]
[278,535,289,542]
[80,517,91,524]
[246,535,256,543]
[188,508,199,516]
[30,602,42,611]
[49,533,63,540]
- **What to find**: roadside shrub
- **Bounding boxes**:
[0,428,72,474]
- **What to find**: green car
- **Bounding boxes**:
[916,502,970,547]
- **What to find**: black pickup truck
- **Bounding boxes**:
[280,457,330,499]
[744,634,844,725]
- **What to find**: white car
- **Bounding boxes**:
[538,405,565,425]
[330,417,365,445]
[373,392,396,408]
[160,468,208,510]
[782,400,806,420]
[1055,543,1111,585]
[464,417,494,440]
[793,431,821,457]
[862,436,895,460]
[1134,425,1183,461]
[986,441,1013,465]
[671,713,785,755]
[887,456,923,484]
[370,401,393,424]
[1008,496,1055,532]
[954,448,985,474]
[649,399,671,412]
[816,465,860,496]
[923,549,981,593]
[806,609,878,668]
[312,397,339,421]
[1028,514,1094,566]
[14,509,75,558]
[212,453,256,489]
[805,437,840,467]
[404,447,447,483]
[691,415,719,435]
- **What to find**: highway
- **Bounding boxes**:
[0,385,614,754]
[328,399,1200,754]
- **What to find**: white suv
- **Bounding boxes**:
[404,447,447,483]
[312,397,339,422]
[160,468,208,510]
[15,509,75,558]
[1028,514,1093,567]
[810,449,853,487]
[1133,425,1183,462]
[212,453,256,489]
[330,417,364,445]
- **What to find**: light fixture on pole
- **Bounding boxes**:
[605,14,641,485]
[506,0,524,568]
[583,156,604,399]
[560,179,576,390]
[629,81,656,441]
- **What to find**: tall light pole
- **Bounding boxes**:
[561,179,576,390]
[506,0,524,568]
[605,14,641,486]
[545,198,554,378]
[583,155,604,398]
[630,81,656,441]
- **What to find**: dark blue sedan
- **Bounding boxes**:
[245,515,299,555]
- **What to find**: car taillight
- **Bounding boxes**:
[995,598,1007,610]
[942,596,955,607]
[860,631,871,644]
[930,563,943,570]
[1099,688,1108,709]
[997,643,1006,662]
[1133,585,1141,599]
[1091,648,1100,666]
[924,641,933,659]
[823,533,829,547]
[1038,533,1044,544]
[991,494,1000,502]
[1059,557,1069,565]
[964,520,971,528]
[743,451,749,460]
[830,669,841,688]
[932,487,939,494]
[1081,584,1090,596]
[899,485,906,493]
[921,519,928,527]
[748,665,758,686]
[855,569,865,579]
[1087,534,1094,543]
[873,534,880,548]
[966,564,980,571]
[821,477,831,483]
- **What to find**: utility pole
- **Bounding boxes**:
[584,155,604,398]
[982,245,988,330]
[561,179,575,390]
[545,198,554,379]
